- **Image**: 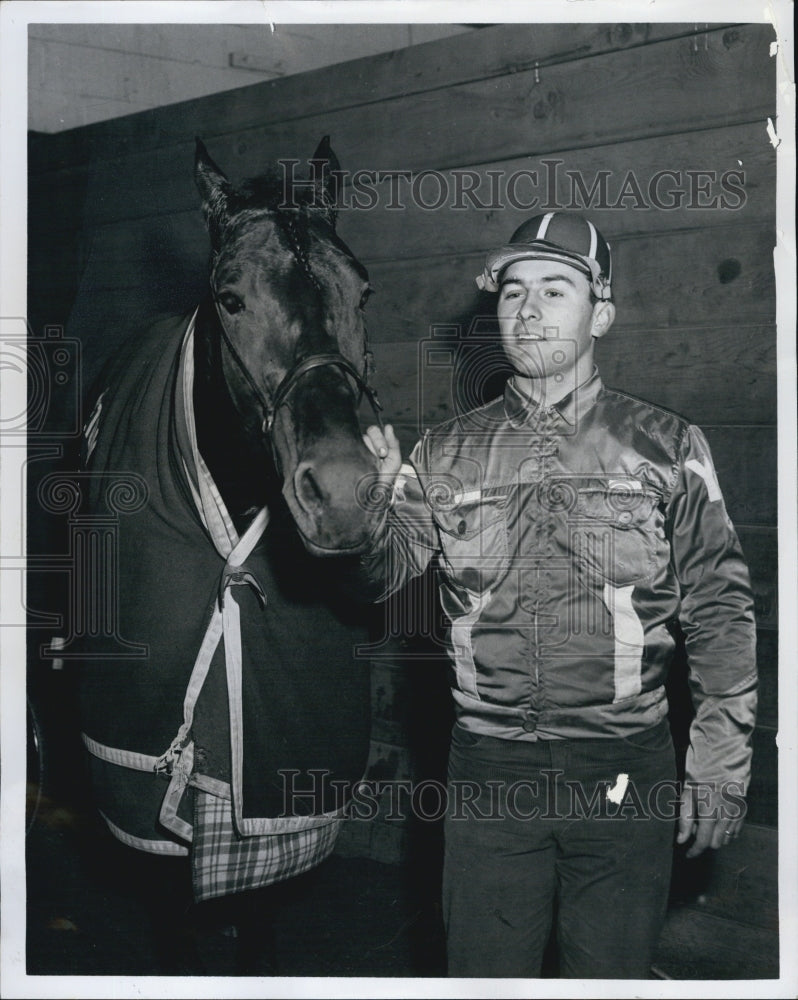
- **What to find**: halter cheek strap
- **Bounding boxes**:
[212,300,274,427]
[211,295,384,448]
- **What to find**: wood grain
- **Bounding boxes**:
[29,23,733,172]
[26,20,780,881]
[703,426,777,525]
[737,526,778,629]
[31,25,775,229]
[337,122,775,258]
[45,221,775,337]
[31,121,775,253]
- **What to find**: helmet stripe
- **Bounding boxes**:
[586,220,598,260]
[537,212,554,239]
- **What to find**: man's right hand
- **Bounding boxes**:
[363,424,403,488]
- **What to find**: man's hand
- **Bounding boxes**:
[363,424,403,487]
[677,783,745,858]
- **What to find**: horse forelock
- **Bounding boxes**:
[224,168,336,220]
[216,175,339,285]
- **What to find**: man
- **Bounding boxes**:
[360,212,757,978]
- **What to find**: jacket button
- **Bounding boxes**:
[522,718,537,733]
[457,519,467,535]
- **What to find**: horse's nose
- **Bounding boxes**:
[292,454,374,523]
[287,445,382,555]
[293,460,328,516]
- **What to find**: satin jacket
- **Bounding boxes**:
[360,368,757,790]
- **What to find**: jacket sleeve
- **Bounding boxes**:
[353,435,441,603]
[667,424,758,792]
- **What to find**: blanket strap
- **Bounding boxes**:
[155,508,270,842]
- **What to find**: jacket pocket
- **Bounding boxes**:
[567,477,663,587]
[619,719,674,753]
[435,492,510,593]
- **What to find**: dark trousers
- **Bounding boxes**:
[443,719,678,979]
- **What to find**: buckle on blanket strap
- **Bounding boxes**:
[154,722,192,776]
[218,561,267,611]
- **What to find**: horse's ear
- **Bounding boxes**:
[309,135,340,227]
[195,138,230,247]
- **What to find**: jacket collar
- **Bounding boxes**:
[503,366,603,429]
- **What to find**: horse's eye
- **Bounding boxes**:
[359,287,373,311]
[218,292,244,315]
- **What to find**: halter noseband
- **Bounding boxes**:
[268,352,383,434]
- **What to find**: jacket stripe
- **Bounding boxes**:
[450,588,491,699]
[604,583,644,702]
[685,457,722,502]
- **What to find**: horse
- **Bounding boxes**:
[73,138,384,966]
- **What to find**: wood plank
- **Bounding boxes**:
[737,526,778,629]
[337,122,775,258]
[29,22,727,172]
[34,25,776,229]
[703,426,777,526]
[31,121,775,254]
[59,309,776,436]
[655,905,778,979]
[27,211,210,295]
[596,330,776,427]
[58,220,776,335]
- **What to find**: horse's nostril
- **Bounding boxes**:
[295,463,327,513]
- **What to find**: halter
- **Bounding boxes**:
[209,215,383,474]
[268,352,383,434]
[212,298,383,424]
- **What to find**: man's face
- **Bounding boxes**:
[497,258,603,383]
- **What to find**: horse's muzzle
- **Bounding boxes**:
[287,452,387,557]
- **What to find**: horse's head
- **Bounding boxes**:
[194,137,385,556]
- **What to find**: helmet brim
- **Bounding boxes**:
[475,242,610,300]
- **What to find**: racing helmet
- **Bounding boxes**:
[475,212,612,301]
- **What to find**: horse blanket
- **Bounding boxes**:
[78,309,371,900]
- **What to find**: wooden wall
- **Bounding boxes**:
[28,23,470,132]
[28,22,778,978]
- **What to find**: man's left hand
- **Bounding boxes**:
[676,783,746,858]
